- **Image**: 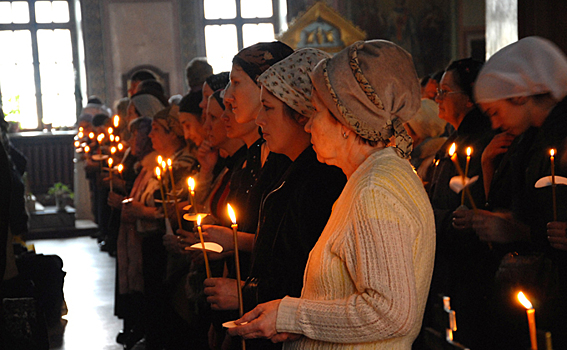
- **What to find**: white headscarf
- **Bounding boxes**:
[475,36,567,103]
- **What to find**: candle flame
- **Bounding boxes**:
[550,149,556,157]
[466,147,472,157]
[227,203,237,224]
[111,146,116,154]
[113,115,119,128]
[108,127,113,135]
[117,143,124,151]
[117,164,124,173]
[187,177,195,191]
[115,135,120,142]
[109,134,115,142]
[84,145,90,153]
[448,143,456,156]
[160,161,167,170]
[78,131,84,138]
[518,291,533,309]
[197,214,202,226]
[89,132,95,139]
[97,133,105,142]
[157,155,163,164]
[155,167,161,179]
[74,140,80,148]
[167,158,172,167]
[108,158,113,167]
[79,126,84,132]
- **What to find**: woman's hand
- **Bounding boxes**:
[197,139,218,174]
[227,300,300,343]
[163,234,192,255]
[472,209,530,243]
[201,225,235,251]
[107,191,125,210]
[481,132,515,167]
[122,200,163,221]
[547,221,567,251]
[452,208,473,230]
[203,277,240,310]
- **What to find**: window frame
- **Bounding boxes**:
[0,0,83,130]
[203,0,282,52]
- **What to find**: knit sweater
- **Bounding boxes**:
[276,147,435,350]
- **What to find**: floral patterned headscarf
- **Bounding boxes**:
[258,48,331,118]
[232,41,294,82]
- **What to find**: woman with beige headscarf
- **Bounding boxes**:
[227,40,435,350]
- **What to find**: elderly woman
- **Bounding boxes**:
[227,40,435,349]
[469,36,567,349]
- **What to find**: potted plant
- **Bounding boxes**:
[48,183,74,212]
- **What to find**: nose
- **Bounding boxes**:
[304,116,313,133]
[256,108,266,127]
[224,84,234,103]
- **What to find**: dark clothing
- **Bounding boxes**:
[242,146,346,350]
[425,107,498,349]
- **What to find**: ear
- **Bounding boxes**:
[296,115,309,127]
[509,96,528,105]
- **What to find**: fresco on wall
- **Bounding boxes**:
[287,0,450,76]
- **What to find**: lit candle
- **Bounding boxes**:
[97,133,105,155]
[109,134,115,142]
[78,131,84,138]
[155,167,169,219]
[115,135,120,142]
[227,203,246,350]
[88,132,95,139]
[167,158,182,229]
[74,140,80,148]
[84,145,90,154]
[160,161,169,193]
[550,149,557,221]
[117,142,124,151]
[461,147,473,206]
[117,164,124,180]
[449,143,477,210]
[196,215,211,279]
[187,177,196,211]
[108,157,114,192]
[518,291,538,350]
[107,127,113,135]
[113,115,120,128]
[79,126,84,132]
[111,146,117,155]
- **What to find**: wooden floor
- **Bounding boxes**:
[29,236,123,350]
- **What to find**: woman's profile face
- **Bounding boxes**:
[435,70,473,129]
[224,65,261,124]
[199,82,215,111]
[205,97,228,149]
[479,98,531,136]
[304,89,342,166]
[148,121,173,154]
[222,101,258,140]
[256,87,306,157]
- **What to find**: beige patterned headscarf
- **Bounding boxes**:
[258,48,331,118]
[153,105,184,138]
[311,40,421,158]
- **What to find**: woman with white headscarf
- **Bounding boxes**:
[227,40,435,350]
[470,36,567,349]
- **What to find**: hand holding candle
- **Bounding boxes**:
[518,291,538,350]
[197,215,212,279]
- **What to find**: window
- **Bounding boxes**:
[203,0,286,73]
[0,0,83,130]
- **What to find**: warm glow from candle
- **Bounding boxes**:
[79,126,84,132]
[84,145,90,153]
[74,140,80,148]
[108,158,113,167]
[108,127,113,135]
[109,134,115,142]
[113,115,119,128]
[117,143,124,151]
[157,155,163,165]
[97,133,105,142]
[197,214,202,226]
[448,143,457,156]
[89,132,95,139]
[518,291,533,309]
[117,164,124,173]
[227,203,237,224]
[78,131,84,138]
[187,177,195,191]
[160,161,167,170]
[115,135,120,142]
[155,167,161,179]
[167,158,172,167]
[550,149,555,157]
[111,147,116,154]
[466,147,472,157]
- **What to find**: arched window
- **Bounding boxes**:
[0,0,84,130]
[203,0,287,72]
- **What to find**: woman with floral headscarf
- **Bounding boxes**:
[227,40,435,350]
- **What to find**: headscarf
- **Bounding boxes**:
[475,36,567,103]
[406,99,445,139]
[206,72,230,92]
[153,105,184,138]
[211,90,225,111]
[311,40,421,158]
[131,93,164,119]
[232,41,294,82]
[258,48,331,118]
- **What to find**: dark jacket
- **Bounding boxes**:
[242,146,346,350]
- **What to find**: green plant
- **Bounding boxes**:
[48,182,74,199]
[3,95,21,119]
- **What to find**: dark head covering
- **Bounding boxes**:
[92,113,110,127]
[211,90,225,111]
[186,58,213,90]
[178,91,203,118]
[205,72,230,92]
[232,41,294,82]
[445,58,484,103]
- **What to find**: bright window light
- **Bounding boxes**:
[204,0,236,19]
[242,23,275,48]
[11,1,30,23]
[0,3,11,24]
[204,24,239,73]
[241,0,272,18]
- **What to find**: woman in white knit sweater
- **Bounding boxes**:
[226,40,436,349]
